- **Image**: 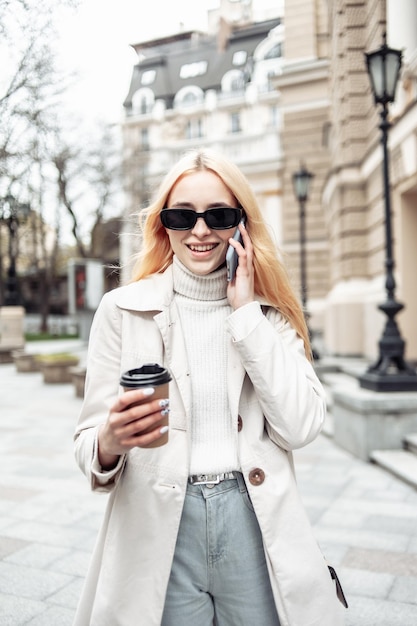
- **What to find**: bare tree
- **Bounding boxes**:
[0,0,123,335]
[51,123,122,260]
[0,0,79,306]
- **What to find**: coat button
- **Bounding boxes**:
[237,416,243,432]
[249,468,265,486]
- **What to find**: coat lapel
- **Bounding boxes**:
[154,304,192,427]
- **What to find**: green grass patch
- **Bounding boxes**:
[35,352,79,363]
[25,332,79,342]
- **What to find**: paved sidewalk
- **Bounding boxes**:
[1,341,417,625]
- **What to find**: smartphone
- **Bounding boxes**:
[226,219,245,282]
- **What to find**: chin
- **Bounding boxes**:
[190,262,218,276]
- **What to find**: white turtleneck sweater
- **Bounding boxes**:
[172,256,240,475]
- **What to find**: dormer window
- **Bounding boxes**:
[264,42,283,60]
[174,86,204,108]
[233,50,247,66]
[180,61,208,79]
[182,92,198,105]
[132,88,154,115]
[141,70,156,85]
[221,70,245,93]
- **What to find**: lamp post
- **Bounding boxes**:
[359,33,417,391]
[292,164,319,359]
[0,195,30,306]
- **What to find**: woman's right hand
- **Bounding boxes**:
[97,388,170,470]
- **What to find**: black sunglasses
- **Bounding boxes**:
[160,206,243,231]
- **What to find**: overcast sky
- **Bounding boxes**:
[56,0,279,126]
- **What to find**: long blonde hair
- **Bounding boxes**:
[131,149,311,358]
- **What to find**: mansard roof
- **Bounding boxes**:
[123,18,281,109]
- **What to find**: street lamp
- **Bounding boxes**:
[359,33,417,391]
[292,163,319,359]
[0,195,30,306]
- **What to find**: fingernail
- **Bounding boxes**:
[159,399,169,408]
[142,387,155,396]
[161,408,170,416]
[160,426,169,434]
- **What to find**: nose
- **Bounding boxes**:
[191,214,211,236]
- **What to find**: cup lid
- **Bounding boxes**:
[120,363,172,388]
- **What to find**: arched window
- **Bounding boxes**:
[253,25,285,91]
[264,42,283,60]
[174,86,204,109]
[221,70,245,93]
[253,25,284,63]
[132,88,154,115]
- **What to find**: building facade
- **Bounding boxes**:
[322,0,417,360]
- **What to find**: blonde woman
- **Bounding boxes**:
[74,150,345,626]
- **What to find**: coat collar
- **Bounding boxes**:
[114,266,175,312]
[114,264,271,312]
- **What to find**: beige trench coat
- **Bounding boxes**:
[74,266,345,626]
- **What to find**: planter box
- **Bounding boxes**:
[70,366,86,398]
[13,351,41,373]
[37,354,80,384]
[0,347,23,364]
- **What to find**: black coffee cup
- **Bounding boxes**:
[120,364,172,447]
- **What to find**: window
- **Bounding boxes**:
[264,42,283,60]
[174,86,204,109]
[186,118,203,140]
[269,105,280,127]
[180,61,208,79]
[183,92,199,105]
[231,73,245,91]
[233,50,247,66]
[221,70,245,93]
[230,112,241,133]
[253,25,284,65]
[140,128,149,150]
[132,88,154,115]
[141,70,156,85]
[140,97,148,114]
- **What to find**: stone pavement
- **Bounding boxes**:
[1,340,417,625]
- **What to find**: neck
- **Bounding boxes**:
[172,256,228,301]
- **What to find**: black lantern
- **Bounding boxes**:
[292,165,313,205]
[365,34,402,106]
[292,164,318,359]
[359,34,417,391]
[0,195,30,306]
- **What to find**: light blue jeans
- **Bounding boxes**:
[161,473,281,626]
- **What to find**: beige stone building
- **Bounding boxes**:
[276,0,417,363]
[323,0,417,361]
[121,0,417,363]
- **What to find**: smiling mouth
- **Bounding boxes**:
[187,244,218,252]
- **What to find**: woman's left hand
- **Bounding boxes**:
[227,221,255,310]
